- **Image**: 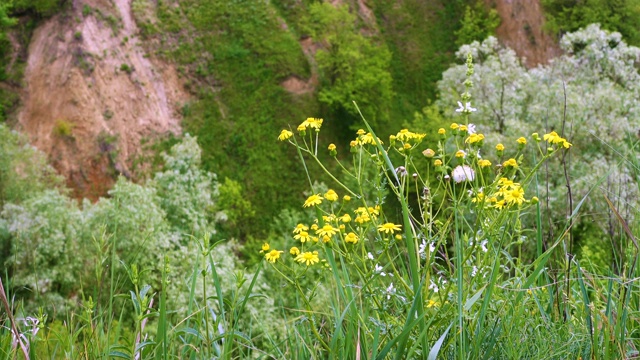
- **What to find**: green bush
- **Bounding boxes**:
[304,3,394,128]
[542,0,640,45]
[455,1,500,47]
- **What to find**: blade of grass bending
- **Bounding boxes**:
[375,312,427,360]
[576,261,594,351]
[329,297,356,352]
[393,276,427,360]
[428,322,453,360]
[353,102,425,349]
[516,172,605,304]
[373,275,427,359]
[0,275,29,359]
[370,326,381,359]
[603,192,639,250]
[472,232,508,357]
[155,256,168,360]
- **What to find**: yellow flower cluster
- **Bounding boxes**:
[395,129,426,142]
[465,133,485,145]
[300,117,323,130]
[478,178,528,209]
[543,131,572,149]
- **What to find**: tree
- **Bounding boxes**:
[305,2,393,127]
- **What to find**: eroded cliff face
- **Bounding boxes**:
[17,0,187,199]
[490,0,560,67]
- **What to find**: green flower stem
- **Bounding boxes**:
[299,147,358,197]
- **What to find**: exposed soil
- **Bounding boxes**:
[490,0,560,67]
[281,37,319,95]
[17,0,188,200]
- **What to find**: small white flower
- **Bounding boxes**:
[429,280,439,293]
[451,165,475,183]
[386,283,396,299]
[467,123,477,134]
[480,240,488,253]
[367,252,374,260]
[419,240,427,258]
[455,101,477,114]
[471,266,478,277]
[429,242,436,253]
[375,264,387,276]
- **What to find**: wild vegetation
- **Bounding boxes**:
[1,0,640,358]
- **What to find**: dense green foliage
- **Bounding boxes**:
[305,2,393,128]
[542,0,640,45]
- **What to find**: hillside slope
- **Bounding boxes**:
[17,0,187,199]
[3,0,560,234]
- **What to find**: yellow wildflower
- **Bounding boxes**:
[496,143,505,151]
[498,177,514,187]
[356,129,366,136]
[344,232,359,244]
[324,189,339,202]
[360,133,382,145]
[278,129,293,141]
[341,214,352,223]
[316,224,338,238]
[427,299,438,308]
[295,251,320,266]
[478,159,492,168]
[311,223,319,231]
[303,194,323,207]
[355,214,370,224]
[466,133,485,144]
[265,250,283,263]
[438,128,446,135]
[543,131,572,148]
[293,223,308,234]
[455,150,466,158]
[503,186,525,206]
[434,159,443,166]
[300,117,323,130]
[260,243,270,253]
[472,192,485,203]
[450,123,459,130]
[517,137,527,145]
[503,158,518,169]
[377,223,402,234]
[294,231,311,243]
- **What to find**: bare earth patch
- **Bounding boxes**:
[17,0,188,200]
[490,0,560,67]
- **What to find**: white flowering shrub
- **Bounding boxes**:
[152,134,219,238]
[1,190,84,314]
[437,24,640,246]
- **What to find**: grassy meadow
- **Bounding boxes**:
[2,0,640,359]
